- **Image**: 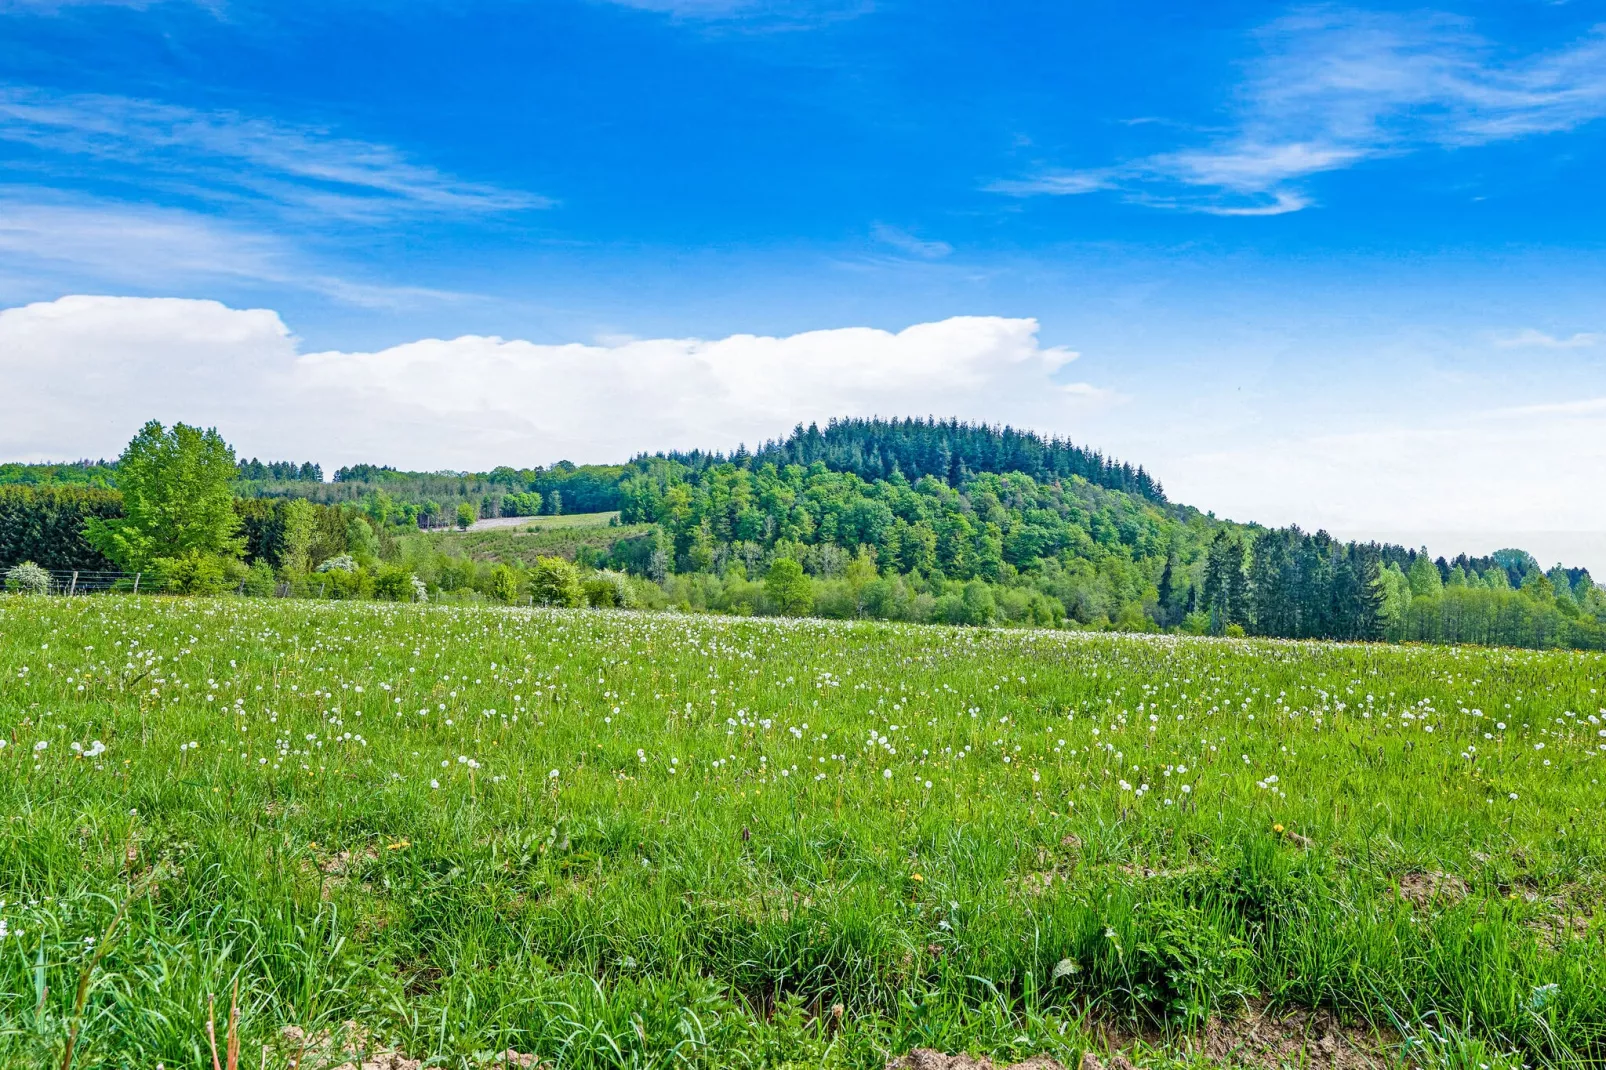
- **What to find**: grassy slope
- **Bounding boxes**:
[1,596,1604,1068]
[410,514,651,566]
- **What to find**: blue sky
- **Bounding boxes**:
[1,0,1604,568]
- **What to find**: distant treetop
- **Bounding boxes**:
[332,463,399,483]
[238,458,324,483]
[640,417,1167,502]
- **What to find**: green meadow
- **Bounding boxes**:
[2,594,1603,1069]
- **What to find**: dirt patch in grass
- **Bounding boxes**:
[1531,897,1595,949]
[321,846,379,876]
[1195,1003,1391,1070]
[887,1050,1066,1070]
[278,1023,538,1070]
[279,1022,421,1070]
[891,1003,1392,1070]
[1396,871,1467,906]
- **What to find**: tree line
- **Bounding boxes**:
[3,419,1601,651]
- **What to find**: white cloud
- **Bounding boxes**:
[870,223,952,259]
[7,293,1603,571]
[0,295,298,457]
[1165,396,1606,539]
[1494,328,1599,349]
[0,296,1105,469]
[0,87,546,220]
[996,9,1606,214]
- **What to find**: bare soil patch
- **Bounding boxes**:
[1396,871,1467,906]
[1196,1003,1391,1069]
[889,1003,1392,1070]
[277,1023,537,1070]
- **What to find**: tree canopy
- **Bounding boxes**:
[85,421,244,571]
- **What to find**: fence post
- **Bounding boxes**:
[132,572,140,595]
[69,571,79,596]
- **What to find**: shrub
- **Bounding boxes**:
[311,565,372,600]
[529,556,584,607]
[316,554,357,573]
[436,556,477,592]
[583,569,637,609]
[243,560,277,597]
[488,564,521,604]
[812,580,857,619]
[4,561,51,595]
[153,553,245,595]
[373,564,418,602]
[455,503,476,530]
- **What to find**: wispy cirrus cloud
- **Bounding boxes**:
[0,87,547,221]
[870,223,952,259]
[0,194,465,306]
[993,8,1606,215]
[1494,328,1599,349]
[596,0,870,25]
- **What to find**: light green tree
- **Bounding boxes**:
[455,503,476,530]
[1375,563,1412,635]
[1406,553,1442,598]
[85,421,244,572]
[347,514,382,568]
[279,499,317,575]
[765,557,812,616]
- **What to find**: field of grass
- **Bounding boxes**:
[415,516,649,568]
[2,594,1604,1069]
[510,511,622,530]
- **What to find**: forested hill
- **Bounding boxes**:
[645,417,1166,503]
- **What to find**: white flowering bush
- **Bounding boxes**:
[315,554,358,574]
[4,561,51,595]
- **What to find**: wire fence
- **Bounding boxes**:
[7,568,304,598]
[31,569,144,595]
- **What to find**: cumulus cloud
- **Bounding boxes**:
[0,295,1107,469]
[994,9,1606,215]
